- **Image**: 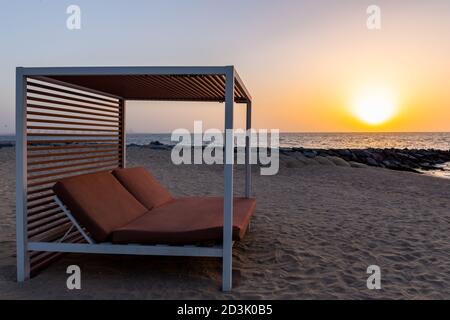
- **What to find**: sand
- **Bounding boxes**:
[1,146,450,299]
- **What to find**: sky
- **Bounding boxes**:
[1,0,450,134]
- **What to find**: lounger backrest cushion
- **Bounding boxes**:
[112,167,173,210]
[53,171,148,242]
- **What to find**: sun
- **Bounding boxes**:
[352,87,397,125]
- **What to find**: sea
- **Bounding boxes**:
[124,132,450,150]
[1,132,449,150]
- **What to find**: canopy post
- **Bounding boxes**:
[222,66,234,291]
[245,101,252,198]
[16,68,29,281]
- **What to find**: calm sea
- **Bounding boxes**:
[1,132,450,150]
[127,132,450,150]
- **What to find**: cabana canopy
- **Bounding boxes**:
[16,66,253,291]
[20,66,251,102]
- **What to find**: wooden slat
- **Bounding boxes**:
[30,252,64,271]
[163,76,207,99]
[29,207,63,220]
[27,110,120,123]
[28,204,60,217]
[135,75,185,98]
[27,88,120,109]
[191,76,222,98]
[27,164,117,187]
[28,157,119,174]
[28,143,120,152]
[28,213,66,230]
[27,118,119,128]
[27,97,120,115]
[28,148,119,160]
[27,104,120,119]
[27,199,54,210]
[28,133,120,137]
[31,251,63,264]
[202,76,225,98]
[29,223,73,242]
[29,209,63,224]
[27,125,119,133]
[29,220,71,238]
[28,139,119,145]
[27,192,54,203]
[27,81,119,104]
[28,160,119,180]
[27,186,53,196]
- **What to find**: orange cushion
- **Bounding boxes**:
[53,171,148,242]
[111,197,256,244]
[112,167,173,210]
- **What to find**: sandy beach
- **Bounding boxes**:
[1,145,450,299]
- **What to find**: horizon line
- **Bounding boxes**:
[127,131,450,134]
[0,128,450,136]
[2,131,450,136]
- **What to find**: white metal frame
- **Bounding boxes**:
[29,196,224,257]
[16,65,252,291]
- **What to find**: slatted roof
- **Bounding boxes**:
[21,66,252,103]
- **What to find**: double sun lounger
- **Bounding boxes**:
[52,167,256,287]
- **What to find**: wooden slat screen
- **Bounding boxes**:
[25,77,125,274]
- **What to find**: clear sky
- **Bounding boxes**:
[1,0,450,134]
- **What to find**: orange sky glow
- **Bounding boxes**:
[1,1,450,134]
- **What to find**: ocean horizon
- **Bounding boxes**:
[2,132,449,150]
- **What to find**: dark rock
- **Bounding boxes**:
[0,142,14,149]
[366,157,379,167]
[337,149,352,157]
[148,141,171,150]
[302,150,317,158]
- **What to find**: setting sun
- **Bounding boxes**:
[352,87,397,125]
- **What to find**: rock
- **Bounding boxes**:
[337,149,352,157]
[279,148,292,154]
[372,152,384,161]
[349,161,368,168]
[294,154,319,165]
[382,160,392,167]
[0,142,13,149]
[315,156,336,166]
[148,141,171,150]
[366,157,379,167]
[328,156,351,167]
[302,150,317,158]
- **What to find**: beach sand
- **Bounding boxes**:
[1,146,450,299]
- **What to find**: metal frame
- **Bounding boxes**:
[54,197,94,244]
[16,67,29,282]
[29,196,224,257]
[16,65,252,291]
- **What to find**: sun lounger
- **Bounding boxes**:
[53,167,256,245]
[49,167,255,289]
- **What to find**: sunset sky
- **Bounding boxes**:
[1,0,450,134]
